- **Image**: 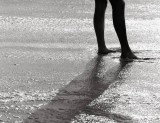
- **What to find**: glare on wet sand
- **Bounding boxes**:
[1,0,160,123]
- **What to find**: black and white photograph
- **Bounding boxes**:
[0,0,160,122]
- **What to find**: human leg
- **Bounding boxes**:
[109,0,137,59]
[94,0,115,54]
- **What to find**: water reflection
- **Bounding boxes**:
[24,55,134,123]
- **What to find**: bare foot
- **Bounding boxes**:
[120,52,138,61]
[98,48,116,55]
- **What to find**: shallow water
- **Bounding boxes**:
[0,0,160,123]
[1,0,160,45]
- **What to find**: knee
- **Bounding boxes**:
[110,0,125,8]
[95,0,107,10]
[119,0,125,7]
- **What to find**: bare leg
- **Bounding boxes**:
[109,0,138,59]
[94,0,115,54]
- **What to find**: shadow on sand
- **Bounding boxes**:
[24,55,134,123]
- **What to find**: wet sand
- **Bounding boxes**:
[0,44,95,122]
[24,55,160,123]
[1,0,160,123]
[1,43,160,123]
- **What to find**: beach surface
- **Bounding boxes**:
[1,0,160,122]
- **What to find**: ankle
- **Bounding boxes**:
[121,51,138,59]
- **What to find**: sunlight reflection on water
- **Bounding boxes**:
[1,16,160,45]
[1,0,160,122]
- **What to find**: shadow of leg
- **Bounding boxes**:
[24,56,134,123]
[83,106,134,123]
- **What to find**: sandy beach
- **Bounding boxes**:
[1,0,160,122]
